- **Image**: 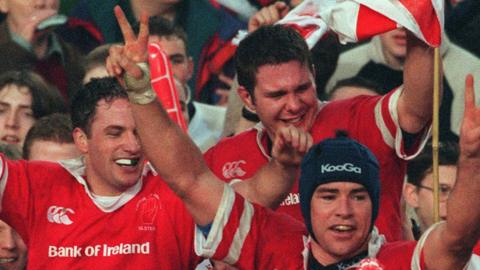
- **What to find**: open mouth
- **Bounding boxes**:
[331,225,355,233]
[114,158,140,167]
[1,135,20,144]
[282,115,304,125]
[0,257,17,263]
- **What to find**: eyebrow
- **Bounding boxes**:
[315,187,368,194]
[0,101,32,109]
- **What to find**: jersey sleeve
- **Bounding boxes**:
[0,155,32,241]
[194,185,306,269]
[373,86,431,160]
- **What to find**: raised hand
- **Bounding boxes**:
[248,1,290,32]
[106,6,149,80]
[272,125,313,168]
[459,74,480,159]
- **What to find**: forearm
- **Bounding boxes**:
[130,97,223,225]
[398,32,438,133]
[235,159,297,209]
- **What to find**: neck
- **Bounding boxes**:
[130,0,177,21]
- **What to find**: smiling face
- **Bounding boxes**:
[310,182,372,265]
[0,84,35,147]
[239,61,318,139]
[0,219,27,270]
[74,98,145,196]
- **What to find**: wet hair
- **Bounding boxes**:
[0,70,67,118]
[70,77,127,137]
[22,113,74,159]
[406,141,459,186]
[236,25,313,97]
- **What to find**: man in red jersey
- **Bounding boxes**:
[203,22,436,241]
[0,8,311,270]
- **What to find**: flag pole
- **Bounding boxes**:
[432,47,441,223]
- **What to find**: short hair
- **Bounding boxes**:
[84,44,114,73]
[134,16,188,49]
[236,25,314,96]
[406,141,459,186]
[70,77,128,137]
[0,70,67,118]
[22,113,74,159]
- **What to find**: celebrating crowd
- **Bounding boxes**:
[0,0,479,269]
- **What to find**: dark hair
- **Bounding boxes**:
[0,70,67,118]
[22,113,74,159]
[84,44,114,73]
[310,33,340,99]
[329,77,383,98]
[133,16,188,50]
[406,141,459,186]
[70,77,127,137]
[236,25,314,97]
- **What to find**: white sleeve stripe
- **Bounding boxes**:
[224,199,254,264]
[411,221,443,270]
[195,184,237,257]
[374,92,395,148]
[0,157,8,211]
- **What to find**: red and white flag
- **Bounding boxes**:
[277,0,443,48]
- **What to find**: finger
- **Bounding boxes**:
[274,1,290,18]
[289,126,300,149]
[297,131,308,153]
[218,73,234,87]
[137,11,150,50]
[464,74,475,111]
[266,5,280,23]
[114,5,136,43]
[119,56,144,79]
[108,45,125,76]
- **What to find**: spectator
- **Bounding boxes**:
[0,219,26,270]
[139,16,226,152]
[326,28,480,141]
[22,113,80,161]
[0,70,66,149]
[0,0,85,101]
[404,141,459,237]
[445,0,480,57]
[82,44,113,84]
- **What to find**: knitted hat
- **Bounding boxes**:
[299,132,380,240]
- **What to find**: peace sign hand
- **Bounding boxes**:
[106,6,149,81]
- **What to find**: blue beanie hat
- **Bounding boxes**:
[299,133,380,240]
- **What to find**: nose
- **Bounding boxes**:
[335,197,354,218]
[123,132,141,153]
[34,0,59,9]
[285,94,302,113]
[0,226,16,251]
[440,201,448,220]
[4,111,19,130]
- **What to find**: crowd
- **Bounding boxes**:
[0,0,479,269]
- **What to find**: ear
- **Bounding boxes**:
[403,183,419,208]
[237,86,256,112]
[72,127,89,154]
[0,0,8,13]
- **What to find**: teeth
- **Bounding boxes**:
[0,258,16,263]
[334,225,353,231]
[115,159,139,166]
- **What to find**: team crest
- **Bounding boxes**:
[136,194,160,231]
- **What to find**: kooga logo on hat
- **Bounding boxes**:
[321,163,362,174]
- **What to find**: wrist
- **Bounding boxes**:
[123,63,157,105]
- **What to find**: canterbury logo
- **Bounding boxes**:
[321,163,361,174]
[47,206,75,225]
[222,160,246,179]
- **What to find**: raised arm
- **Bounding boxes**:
[107,6,309,225]
[423,75,480,270]
[396,32,437,133]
